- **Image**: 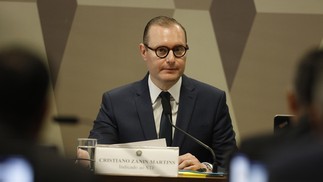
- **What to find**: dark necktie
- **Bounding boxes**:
[159,91,172,146]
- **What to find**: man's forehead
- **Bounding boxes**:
[147,25,185,41]
[149,24,182,32]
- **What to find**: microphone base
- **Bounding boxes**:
[212,165,218,173]
[213,165,227,173]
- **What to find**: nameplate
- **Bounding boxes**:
[95,145,179,177]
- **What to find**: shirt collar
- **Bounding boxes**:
[148,75,181,104]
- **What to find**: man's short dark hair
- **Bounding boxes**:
[294,48,323,107]
[143,16,187,45]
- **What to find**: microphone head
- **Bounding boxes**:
[212,162,218,173]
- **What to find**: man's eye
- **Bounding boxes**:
[157,48,168,54]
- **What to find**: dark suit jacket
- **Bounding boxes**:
[237,117,322,182]
[267,138,323,182]
[89,74,237,167]
[238,116,312,162]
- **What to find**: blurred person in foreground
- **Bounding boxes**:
[0,45,97,182]
[236,48,323,182]
[88,16,237,172]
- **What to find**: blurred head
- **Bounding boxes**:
[139,16,188,90]
[0,46,49,140]
[287,49,323,132]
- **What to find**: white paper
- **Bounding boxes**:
[104,138,167,147]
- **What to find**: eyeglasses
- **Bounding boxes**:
[144,44,189,58]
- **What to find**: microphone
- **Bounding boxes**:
[161,95,218,173]
[53,116,79,124]
[52,115,92,126]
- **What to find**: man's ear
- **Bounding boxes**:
[287,89,299,115]
[139,43,147,61]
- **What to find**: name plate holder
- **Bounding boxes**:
[95,144,179,177]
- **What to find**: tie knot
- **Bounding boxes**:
[159,91,170,101]
[160,91,171,115]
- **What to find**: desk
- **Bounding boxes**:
[97,174,227,182]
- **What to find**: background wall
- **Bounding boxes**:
[1,0,323,157]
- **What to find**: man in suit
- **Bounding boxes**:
[235,49,323,182]
[0,46,97,182]
[266,49,323,182]
[89,16,237,172]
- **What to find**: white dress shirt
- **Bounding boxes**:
[148,75,181,137]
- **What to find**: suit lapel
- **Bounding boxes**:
[172,75,196,147]
[134,74,158,140]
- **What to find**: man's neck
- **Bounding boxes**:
[150,78,179,91]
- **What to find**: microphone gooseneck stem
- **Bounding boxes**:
[53,116,79,124]
[166,115,218,173]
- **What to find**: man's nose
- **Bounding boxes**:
[165,50,175,63]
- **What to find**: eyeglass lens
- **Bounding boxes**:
[155,46,187,58]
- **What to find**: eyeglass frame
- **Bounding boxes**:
[144,43,189,58]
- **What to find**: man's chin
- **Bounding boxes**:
[160,74,180,83]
